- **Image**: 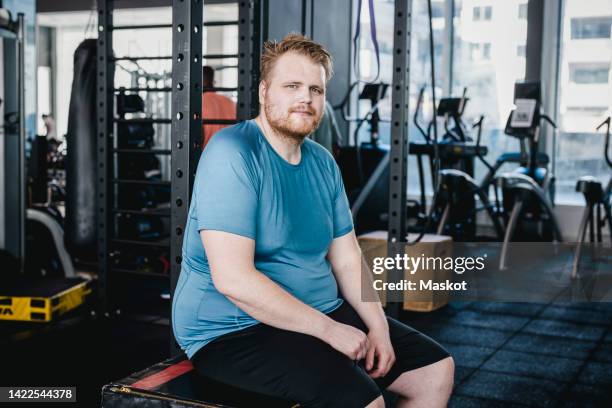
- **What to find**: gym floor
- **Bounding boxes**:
[2,292,611,407]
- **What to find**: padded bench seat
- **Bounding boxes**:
[101,354,298,407]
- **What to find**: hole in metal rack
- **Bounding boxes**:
[177,24,184,32]
[176,112,183,120]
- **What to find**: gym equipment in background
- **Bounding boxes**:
[497,81,564,269]
[572,116,612,278]
[0,11,90,322]
[65,39,98,262]
[0,8,25,264]
[411,87,504,241]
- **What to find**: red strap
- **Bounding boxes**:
[132,360,194,390]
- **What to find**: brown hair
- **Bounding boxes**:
[260,33,333,83]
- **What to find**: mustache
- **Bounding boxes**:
[289,107,315,115]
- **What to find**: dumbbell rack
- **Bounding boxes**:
[97,0,262,315]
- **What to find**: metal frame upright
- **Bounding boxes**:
[98,1,176,315]
[169,0,263,354]
[386,0,413,317]
[169,0,203,301]
[97,0,113,315]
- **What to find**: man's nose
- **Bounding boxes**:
[296,87,312,104]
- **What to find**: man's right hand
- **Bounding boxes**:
[322,321,369,361]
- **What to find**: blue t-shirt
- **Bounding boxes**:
[172,120,354,359]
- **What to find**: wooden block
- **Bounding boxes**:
[358,231,454,312]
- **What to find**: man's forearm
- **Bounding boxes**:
[219,268,336,340]
[334,254,388,332]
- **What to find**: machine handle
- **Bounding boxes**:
[596,116,610,132]
[540,114,557,129]
[596,116,611,169]
[473,115,484,147]
[413,86,430,143]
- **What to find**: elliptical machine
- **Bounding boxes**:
[410,87,504,241]
[497,81,564,269]
[572,116,612,278]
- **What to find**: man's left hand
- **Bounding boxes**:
[364,328,396,378]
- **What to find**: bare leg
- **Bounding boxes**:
[386,356,454,408]
[366,395,386,408]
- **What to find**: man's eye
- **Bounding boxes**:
[287,84,297,89]
[311,88,322,95]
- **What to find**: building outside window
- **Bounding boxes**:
[483,6,492,20]
[569,63,610,84]
[453,0,528,183]
[357,0,447,197]
[518,3,528,20]
[556,0,612,203]
[571,16,612,40]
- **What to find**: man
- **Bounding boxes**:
[173,34,453,407]
[201,65,236,149]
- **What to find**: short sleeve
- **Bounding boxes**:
[332,161,354,238]
[194,134,258,239]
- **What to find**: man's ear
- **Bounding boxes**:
[258,80,267,105]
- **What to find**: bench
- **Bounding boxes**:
[101,354,298,407]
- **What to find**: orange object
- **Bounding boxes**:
[201,92,236,149]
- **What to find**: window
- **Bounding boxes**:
[483,6,492,21]
[357,0,448,198]
[469,43,492,61]
[566,106,608,115]
[517,45,526,57]
[556,0,612,204]
[482,43,491,59]
[571,16,612,39]
[453,0,528,184]
[518,3,528,20]
[38,4,238,139]
[473,6,492,21]
[569,63,610,84]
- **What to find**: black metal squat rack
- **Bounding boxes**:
[97,0,263,315]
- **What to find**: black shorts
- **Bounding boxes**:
[191,301,451,407]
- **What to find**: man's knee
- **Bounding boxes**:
[365,395,385,408]
[436,356,455,393]
[423,356,455,398]
[391,356,455,400]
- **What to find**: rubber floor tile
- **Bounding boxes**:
[457,370,564,407]
[556,383,612,408]
[451,310,530,331]
[468,302,546,317]
[481,350,583,382]
[576,361,612,386]
[522,319,606,342]
[540,305,612,325]
[504,333,597,360]
[424,322,513,348]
